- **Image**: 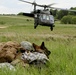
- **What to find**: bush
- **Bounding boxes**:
[0,21,6,25]
[17,12,23,15]
[71,17,76,24]
[61,15,73,24]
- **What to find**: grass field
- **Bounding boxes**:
[0,15,76,75]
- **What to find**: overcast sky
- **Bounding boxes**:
[0,0,76,14]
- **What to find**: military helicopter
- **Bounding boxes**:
[19,0,76,31]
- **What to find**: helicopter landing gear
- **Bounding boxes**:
[34,19,38,29]
[50,25,53,31]
[34,25,37,29]
[34,22,38,29]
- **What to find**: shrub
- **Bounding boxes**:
[0,21,6,25]
[61,15,73,24]
[17,12,23,15]
[71,17,76,24]
[61,15,76,24]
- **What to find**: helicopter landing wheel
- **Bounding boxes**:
[34,25,37,29]
[34,22,38,29]
[50,26,53,31]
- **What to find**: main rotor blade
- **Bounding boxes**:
[19,0,35,5]
[34,3,56,8]
[19,0,76,12]
[19,0,55,8]
[50,7,76,12]
[48,3,56,7]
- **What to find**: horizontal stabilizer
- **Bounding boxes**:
[23,13,34,17]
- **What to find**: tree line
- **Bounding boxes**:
[50,7,76,24]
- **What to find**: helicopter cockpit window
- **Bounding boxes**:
[42,14,50,20]
[46,15,50,20]
[43,14,46,19]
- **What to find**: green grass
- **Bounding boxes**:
[0,15,76,75]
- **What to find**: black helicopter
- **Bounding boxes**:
[19,0,76,31]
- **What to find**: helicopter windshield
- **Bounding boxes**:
[46,16,49,20]
[39,14,54,24]
[42,14,50,20]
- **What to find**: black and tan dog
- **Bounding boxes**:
[33,42,51,58]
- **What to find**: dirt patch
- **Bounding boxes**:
[0,26,8,29]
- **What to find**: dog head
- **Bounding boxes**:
[32,42,51,57]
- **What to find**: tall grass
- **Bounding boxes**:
[0,15,76,75]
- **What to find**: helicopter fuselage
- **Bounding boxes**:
[20,0,76,31]
[34,10,55,30]
[39,14,54,25]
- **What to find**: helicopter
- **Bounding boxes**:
[19,0,76,31]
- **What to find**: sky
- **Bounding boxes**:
[0,0,76,14]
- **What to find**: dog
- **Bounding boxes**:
[32,42,51,58]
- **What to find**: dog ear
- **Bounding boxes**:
[32,43,37,50]
[40,42,45,49]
